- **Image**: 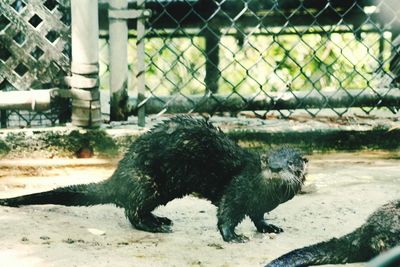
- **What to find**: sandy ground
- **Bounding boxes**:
[0,151,399,267]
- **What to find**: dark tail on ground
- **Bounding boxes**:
[265,229,369,267]
[0,182,110,207]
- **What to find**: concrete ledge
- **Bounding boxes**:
[0,114,399,159]
[0,158,118,168]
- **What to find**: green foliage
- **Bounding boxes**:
[99,27,391,97]
[45,130,119,157]
[0,139,10,157]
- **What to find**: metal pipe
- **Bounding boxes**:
[70,0,101,127]
[204,27,221,93]
[0,90,54,111]
[109,0,129,121]
[127,88,400,115]
[136,0,146,126]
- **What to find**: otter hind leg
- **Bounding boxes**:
[128,212,173,233]
[123,174,173,233]
[125,204,173,233]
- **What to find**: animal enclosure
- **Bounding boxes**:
[0,0,399,128]
[0,2,399,266]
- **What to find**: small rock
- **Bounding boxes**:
[40,236,50,240]
[76,147,94,158]
[87,228,106,236]
[21,237,28,242]
[63,238,75,244]
[207,243,224,250]
[63,238,85,244]
[267,233,277,239]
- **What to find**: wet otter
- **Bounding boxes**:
[265,199,400,266]
[0,116,307,242]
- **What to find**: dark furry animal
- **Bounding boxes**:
[265,199,400,266]
[0,116,307,242]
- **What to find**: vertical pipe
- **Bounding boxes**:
[389,32,400,85]
[204,27,221,93]
[136,0,146,127]
[109,0,129,121]
[0,110,6,128]
[378,30,384,70]
[1,84,7,128]
[70,0,101,127]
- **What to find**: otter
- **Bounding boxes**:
[0,116,307,242]
[265,199,400,266]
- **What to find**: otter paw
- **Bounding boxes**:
[156,224,173,233]
[258,223,283,234]
[132,214,173,233]
[153,215,173,226]
[229,233,249,243]
[220,228,249,243]
[134,221,173,233]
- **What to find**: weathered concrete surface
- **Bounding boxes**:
[0,151,399,267]
[0,113,399,158]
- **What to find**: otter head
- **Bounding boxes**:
[264,147,308,184]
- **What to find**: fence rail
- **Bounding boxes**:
[127,88,400,115]
[98,0,400,120]
[1,0,400,128]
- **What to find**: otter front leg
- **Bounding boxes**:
[217,198,248,242]
[124,175,172,233]
[250,214,283,234]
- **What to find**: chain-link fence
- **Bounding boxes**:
[99,0,400,119]
[2,1,400,128]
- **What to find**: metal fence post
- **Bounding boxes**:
[109,0,129,121]
[0,110,6,129]
[0,84,6,128]
[136,0,146,127]
[204,27,221,93]
[70,0,101,127]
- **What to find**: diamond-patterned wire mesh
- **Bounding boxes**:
[0,0,71,128]
[98,0,400,119]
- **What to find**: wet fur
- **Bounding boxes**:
[0,116,307,242]
[265,200,400,266]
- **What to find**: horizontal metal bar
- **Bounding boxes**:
[53,89,100,101]
[99,29,385,40]
[127,88,400,115]
[0,89,55,111]
[0,88,102,111]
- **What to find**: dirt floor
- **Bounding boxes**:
[0,151,399,267]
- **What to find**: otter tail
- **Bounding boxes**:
[0,182,111,207]
[265,229,369,267]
